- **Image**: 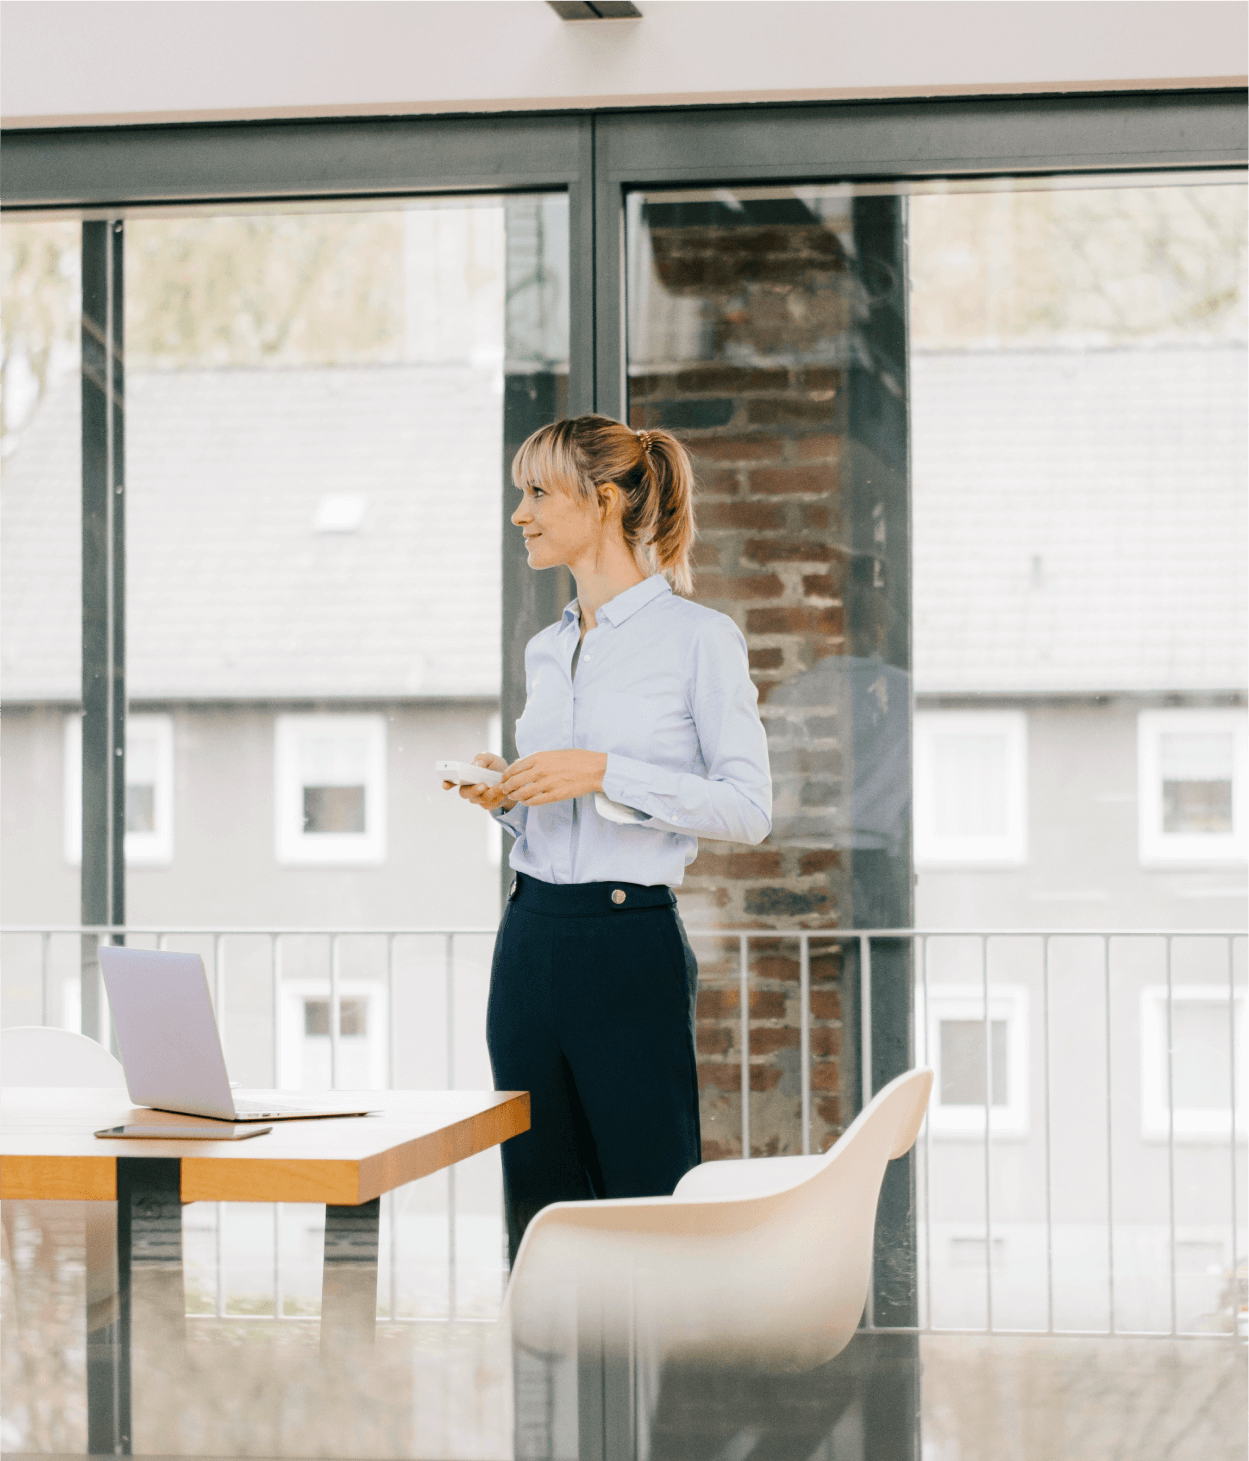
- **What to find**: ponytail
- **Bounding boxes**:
[511,415,697,595]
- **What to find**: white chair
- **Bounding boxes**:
[1,1025,127,1088]
[505,1065,933,1376]
[1,1026,129,1357]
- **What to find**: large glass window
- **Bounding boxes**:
[0,196,569,1334]
[627,186,912,1169]
[625,171,1247,1385]
[909,176,1247,1361]
[1,219,82,1030]
[2,103,1245,1461]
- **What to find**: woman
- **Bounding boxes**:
[446,413,771,1263]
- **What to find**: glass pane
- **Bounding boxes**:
[119,195,567,950]
[909,172,1247,1371]
[1160,731,1235,833]
[302,786,366,835]
[0,219,82,958]
[627,186,911,1171]
[1163,778,1234,833]
[940,1018,1009,1106]
[1172,1002,1233,1110]
[1160,732,1234,780]
[125,784,156,835]
[933,733,1009,838]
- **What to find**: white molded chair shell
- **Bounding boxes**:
[505,1065,933,1374]
[1,1025,127,1088]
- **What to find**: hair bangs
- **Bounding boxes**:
[511,422,591,501]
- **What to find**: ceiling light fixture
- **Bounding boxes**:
[548,2,642,19]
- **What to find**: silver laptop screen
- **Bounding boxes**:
[97,947,235,1119]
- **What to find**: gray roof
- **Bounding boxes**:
[4,348,1244,703]
[1,365,502,701]
[912,345,1248,695]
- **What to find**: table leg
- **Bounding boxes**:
[85,1202,122,1455]
[321,1198,380,1357]
[88,1159,184,1455]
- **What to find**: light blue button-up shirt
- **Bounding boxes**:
[495,575,772,886]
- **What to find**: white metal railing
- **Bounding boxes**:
[3,923,1245,1340]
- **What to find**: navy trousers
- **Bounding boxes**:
[486,873,702,1265]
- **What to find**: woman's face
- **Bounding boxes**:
[511,477,608,571]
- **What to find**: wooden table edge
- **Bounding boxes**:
[2,1091,530,1206]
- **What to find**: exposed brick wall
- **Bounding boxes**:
[630,207,860,1160]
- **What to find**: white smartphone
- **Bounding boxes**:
[436,759,503,788]
[95,1123,272,1140]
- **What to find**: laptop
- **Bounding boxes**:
[98,946,376,1122]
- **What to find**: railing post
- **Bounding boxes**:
[386,933,396,1090]
[1043,934,1054,1334]
[982,934,993,1335]
[273,1204,283,1321]
[212,934,226,1065]
[859,934,872,1112]
[445,933,457,1320]
[860,933,874,1333]
[739,934,750,1159]
[919,934,931,1333]
[329,933,341,1091]
[215,1203,225,1319]
[1104,935,1116,1336]
[271,935,281,1088]
[388,1189,398,1321]
[445,934,455,1090]
[40,932,51,1027]
[1229,934,1240,1345]
[799,935,811,1157]
[1166,935,1177,1336]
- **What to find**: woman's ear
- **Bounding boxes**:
[596,482,622,521]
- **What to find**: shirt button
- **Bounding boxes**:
[611,889,626,905]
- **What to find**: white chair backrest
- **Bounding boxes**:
[507,1066,933,1374]
[1,1025,128,1088]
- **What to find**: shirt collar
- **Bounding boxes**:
[597,574,672,627]
[560,574,671,630]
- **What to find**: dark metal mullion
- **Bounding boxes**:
[81,218,125,1042]
[592,119,626,420]
[567,117,597,417]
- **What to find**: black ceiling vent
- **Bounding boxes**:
[548,2,642,18]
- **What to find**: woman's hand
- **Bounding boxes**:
[498,750,608,807]
[442,753,516,812]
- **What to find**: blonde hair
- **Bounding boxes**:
[511,414,697,596]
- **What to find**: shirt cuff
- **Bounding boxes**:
[602,753,684,821]
[492,803,525,839]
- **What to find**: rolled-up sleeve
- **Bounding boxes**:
[600,619,772,844]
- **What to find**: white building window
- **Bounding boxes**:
[1137,709,1247,866]
[1140,986,1248,1142]
[914,710,1027,867]
[918,985,1029,1138]
[274,714,387,866]
[63,713,175,866]
[278,980,387,1090]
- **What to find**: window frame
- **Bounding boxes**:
[277,977,388,1091]
[273,713,388,867]
[1137,708,1248,867]
[917,983,1030,1139]
[4,85,1242,1367]
[1139,984,1249,1142]
[64,711,175,867]
[913,709,1029,868]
